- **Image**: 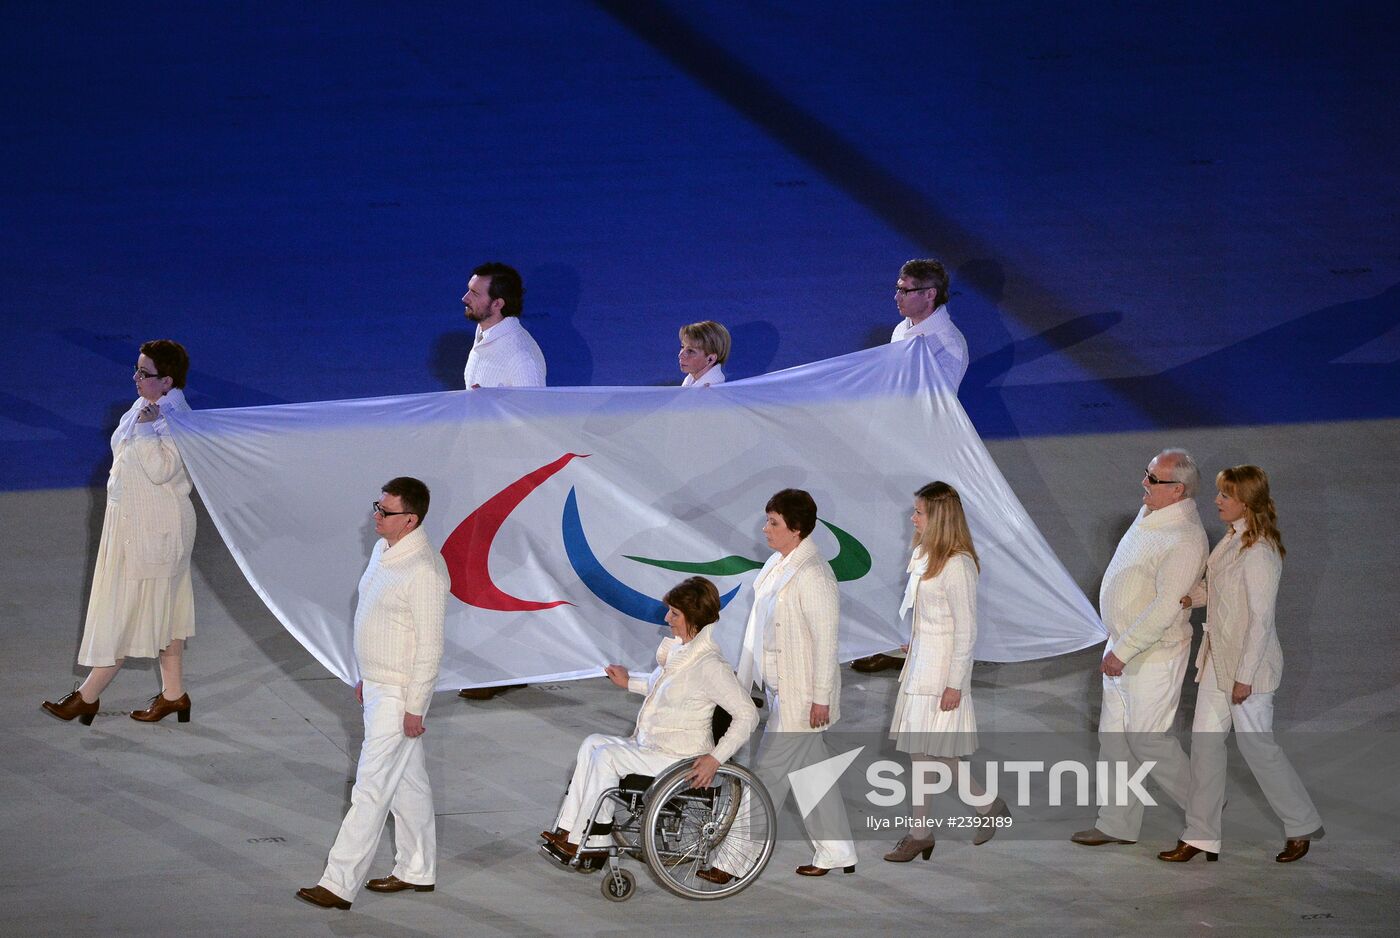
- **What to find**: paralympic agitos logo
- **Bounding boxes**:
[440,454,872,624]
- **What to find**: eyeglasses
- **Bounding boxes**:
[1143,469,1181,486]
[133,369,165,381]
[372,501,416,518]
[895,285,934,295]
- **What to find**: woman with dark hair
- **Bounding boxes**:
[883,482,1008,863]
[735,488,858,876]
[541,577,758,862]
[1159,465,1323,864]
[42,339,198,725]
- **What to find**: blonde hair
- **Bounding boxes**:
[1217,465,1285,557]
[912,481,980,579]
[678,320,731,364]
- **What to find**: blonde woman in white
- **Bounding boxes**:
[677,320,730,387]
[884,481,1008,862]
[42,340,197,726]
[1159,465,1322,864]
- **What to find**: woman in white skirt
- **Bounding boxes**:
[1158,465,1323,863]
[884,481,1008,862]
[42,339,197,726]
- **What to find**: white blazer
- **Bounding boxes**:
[898,550,978,695]
[741,537,842,733]
[1187,519,1285,694]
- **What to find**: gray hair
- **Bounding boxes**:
[1158,448,1200,497]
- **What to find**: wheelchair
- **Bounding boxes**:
[541,709,777,902]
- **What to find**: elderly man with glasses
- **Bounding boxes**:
[1072,449,1209,848]
[853,258,970,675]
[298,477,449,911]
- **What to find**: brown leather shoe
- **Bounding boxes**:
[1276,838,1311,863]
[1157,840,1218,862]
[696,866,734,885]
[458,684,526,700]
[851,653,903,674]
[295,885,351,910]
[1071,827,1136,846]
[795,864,855,876]
[42,690,99,725]
[131,692,191,723]
[365,875,434,893]
[540,829,570,849]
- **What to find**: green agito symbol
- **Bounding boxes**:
[624,518,872,582]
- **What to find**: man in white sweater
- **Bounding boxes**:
[1073,449,1209,847]
[298,477,449,911]
[853,257,969,675]
[461,261,547,389]
[458,261,545,701]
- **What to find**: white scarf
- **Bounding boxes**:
[736,548,802,692]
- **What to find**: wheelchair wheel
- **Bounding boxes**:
[601,868,636,902]
[639,761,776,900]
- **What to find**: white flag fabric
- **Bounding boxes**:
[167,338,1105,690]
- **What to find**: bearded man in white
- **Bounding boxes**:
[298,477,449,911]
[458,261,545,701]
[1072,449,1208,847]
[461,261,546,389]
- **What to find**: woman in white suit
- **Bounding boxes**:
[541,577,758,862]
[1159,465,1323,863]
[884,482,1008,862]
[42,340,197,726]
[736,488,858,876]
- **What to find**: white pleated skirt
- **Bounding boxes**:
[77,500,195,667]
[889,684,978,758]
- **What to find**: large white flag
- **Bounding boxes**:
[167,339,1105,690]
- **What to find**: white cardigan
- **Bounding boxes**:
[897,550,979,695]
[739,537,843,733]
[1100,499,1209,667]
[1186,519,1285,694]
[108,389,196,580]
[353,527,450,714]
[626,627,759,763]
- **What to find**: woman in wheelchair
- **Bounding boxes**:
[541,577,759,870]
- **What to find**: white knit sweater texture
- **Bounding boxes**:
[353,527,449,713]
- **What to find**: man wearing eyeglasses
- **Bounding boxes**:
[298,477,449,911]
[853,258,969,675]
[1072,449,1208,848]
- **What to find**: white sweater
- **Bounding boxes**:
[1100,499,1209,666]
[626,628,759,763]
[463,316,547,388]
[353,527,450,713]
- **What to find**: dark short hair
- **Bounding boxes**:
[662,577,722,632]
[140,339,190,389]
[472,261,525,317]
[381,476,430,522]
[899,258,950,308]
[765,488,817,540]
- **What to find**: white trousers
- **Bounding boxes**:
[753,691,858,869]
[318,681,435,900]
[554,734,683,847]
[1094,644,1192,841]
[1181,664,1322,852]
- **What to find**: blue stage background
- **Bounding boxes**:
[3,1,1397,491]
